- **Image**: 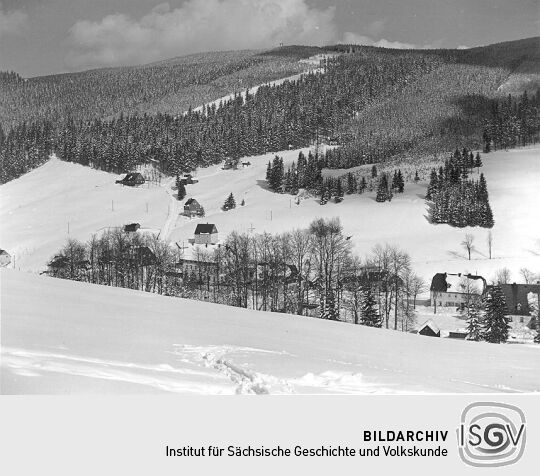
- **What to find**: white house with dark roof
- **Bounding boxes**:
[430,272,481,308]
[194,223,218,245]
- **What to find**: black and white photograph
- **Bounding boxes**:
[0,0,539,398]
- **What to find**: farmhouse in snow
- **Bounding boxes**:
[430,272,481,308]
[116,172,145,186]
[183,198,205,218]
[194,224,219,245]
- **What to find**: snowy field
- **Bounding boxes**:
[168,146,540,285]
[1,269,538,395]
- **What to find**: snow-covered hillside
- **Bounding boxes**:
[168,146,540,285]
[1,147,538,287]
[0,159,170,271]
[1,269,538,395]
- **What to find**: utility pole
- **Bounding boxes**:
[67,221,70,235]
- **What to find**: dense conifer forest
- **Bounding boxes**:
[426,148,494,228]
[1,38,539,185]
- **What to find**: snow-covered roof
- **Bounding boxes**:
[430,273,469,294]
[418,319,440,334]
[444,274,464,293]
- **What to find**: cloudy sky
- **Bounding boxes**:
[0,0,538,77]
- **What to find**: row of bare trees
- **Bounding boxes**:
[47,218,426,331]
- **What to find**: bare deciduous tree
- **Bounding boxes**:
[461,234,475,260]
[494,267,511,285]
[487,231,493,259]
[520,268,536,284]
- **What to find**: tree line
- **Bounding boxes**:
[47,218,426,332]
[265,150,407,204]
[483,90,540,151]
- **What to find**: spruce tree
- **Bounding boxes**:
[474,153,482,171]
[466,301,483,341]
[177,180,186,200]
[426,170,438,200]
[483,286,510,343]
[319,184,328,205]
[334,180,344,203]
[478,173,489,201]
[360,287,381,327]
[346,173,356,194]
[222,193,236,211]
[371,165,378,178]
[391,170,400,192]
[358,176,367,194]
[376,174,391,202]
[397,170,404,193]
[414,170,420,182]
[480,200,495,228]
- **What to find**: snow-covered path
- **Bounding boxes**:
[2,270,538,395]
[159,177,182,241]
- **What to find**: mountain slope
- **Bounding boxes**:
[0,48,323,129]
[2,269,538,395]
[0,158,170,272]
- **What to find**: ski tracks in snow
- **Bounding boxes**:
[172,344,393,395]
[173,345,291,394]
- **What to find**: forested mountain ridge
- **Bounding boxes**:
[1,38,539,184]
[0,47,323,129]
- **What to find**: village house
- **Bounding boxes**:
[222,158,238,170]
[0,249,12,267]
[180,258,221,285]
[194,223,219,245]
[179,174,198,186]
[116,172,145,186]
[183,198,205,217]
[430,272,482,308]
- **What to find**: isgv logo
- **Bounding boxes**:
[457,402,526,467]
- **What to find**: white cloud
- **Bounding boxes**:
[67,0,337,69]
[0,1,27,38]
[342,32,418,50]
